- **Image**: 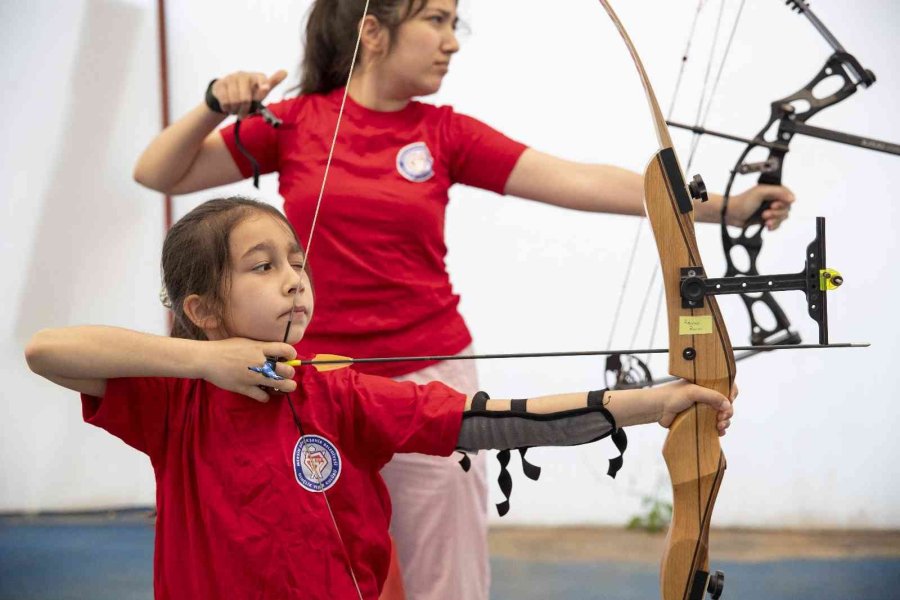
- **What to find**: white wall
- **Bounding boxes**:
[3,0,898,528]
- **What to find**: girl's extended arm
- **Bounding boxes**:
[25,326,296,401]
[132,70,285,195]
[457,380,734,453]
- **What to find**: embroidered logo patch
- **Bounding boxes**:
[293,434,341,493]
[396,142,434,182]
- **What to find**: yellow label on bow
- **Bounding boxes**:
[679,316,712,335]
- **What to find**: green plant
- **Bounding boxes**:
[626,495,673,533]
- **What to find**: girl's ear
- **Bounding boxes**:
[182,294,220,333]
[359,14,389,58]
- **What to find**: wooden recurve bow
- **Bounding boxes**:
[597,2,735,598]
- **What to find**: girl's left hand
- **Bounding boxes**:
[657,380,737,436]
[725,184,795,230]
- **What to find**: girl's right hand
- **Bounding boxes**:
[199,338,297,402]
[210,70,288,118]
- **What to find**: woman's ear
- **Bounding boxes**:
[359,14,389,59]
[182,294,220,334]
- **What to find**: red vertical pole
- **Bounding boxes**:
[156,0,173,331]
[156,0,173,231]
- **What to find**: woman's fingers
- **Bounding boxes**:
[212,71,281,117]
[765,202,791,230]
[217,77,240,114]
[268,69,288,89]
[237,75,255,118]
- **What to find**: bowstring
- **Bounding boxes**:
[282,2,371,598]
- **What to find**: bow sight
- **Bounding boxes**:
[680,215,840,346]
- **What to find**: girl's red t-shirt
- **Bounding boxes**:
[221,89,527,376]
[82,366,466,599]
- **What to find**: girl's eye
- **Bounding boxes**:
[252,262,272,272]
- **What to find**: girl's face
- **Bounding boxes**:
[378,0,460,98]
[218,213,313,344]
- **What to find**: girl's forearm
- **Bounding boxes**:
[464,387,663,428]
[25,326,208,382]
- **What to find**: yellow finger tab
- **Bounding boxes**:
[679,315,713,335]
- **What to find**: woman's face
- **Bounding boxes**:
[378,0,460,98]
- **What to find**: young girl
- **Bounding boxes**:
[26,197,734,599]
[131,2,758,596]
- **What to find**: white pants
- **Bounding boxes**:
[381,346,489,600]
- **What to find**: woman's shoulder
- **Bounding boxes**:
[411,100,498,134]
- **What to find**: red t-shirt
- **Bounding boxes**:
[81,365,465,599]
[221,89,527,376]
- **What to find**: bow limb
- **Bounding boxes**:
[597,2,736,599]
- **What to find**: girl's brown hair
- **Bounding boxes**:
[161,197,303,340]
[298,0,430,95]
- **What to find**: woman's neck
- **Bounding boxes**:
[346,72,412,112]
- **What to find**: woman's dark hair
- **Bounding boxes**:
[161,196,303,340]
[298,0,430,95]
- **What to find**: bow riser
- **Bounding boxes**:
[644,152,734,600]
[643,155,735,389]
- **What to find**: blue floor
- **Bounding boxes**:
[2,518,898,599]
[491,558,900,600]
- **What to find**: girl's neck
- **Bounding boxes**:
[346,72,412,112]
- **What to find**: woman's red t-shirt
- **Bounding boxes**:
[221,89,527,376]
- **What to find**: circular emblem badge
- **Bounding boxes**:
[396,141,435,182]
[293,434,341,493]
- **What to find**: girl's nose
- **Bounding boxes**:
[286,269,305,296]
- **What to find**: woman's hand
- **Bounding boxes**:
[210,70,288,118]
[198,338,297,402]
[657,380,737,436]
[725,184,795,230]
